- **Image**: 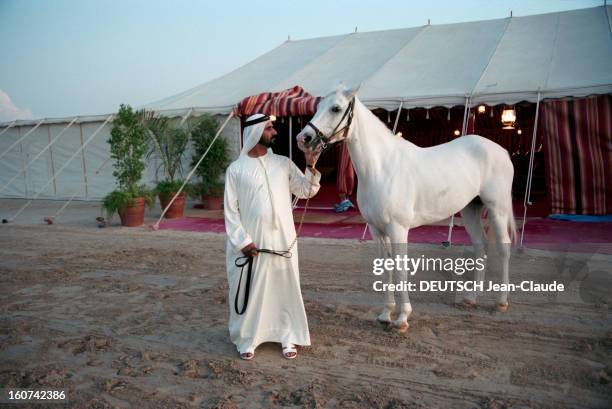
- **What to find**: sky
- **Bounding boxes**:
[0,0,604,121]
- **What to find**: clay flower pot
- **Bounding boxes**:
[159,191,186,219]
[201,194,223,210]
[119,197,146,227]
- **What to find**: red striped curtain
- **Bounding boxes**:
[336,142,355,196]
[541,94,612,215]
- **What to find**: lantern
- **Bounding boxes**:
[501,108,516,129]
[478,105,486,114]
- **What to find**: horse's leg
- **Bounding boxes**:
[488,208,512,312]
[370,225,395,324]
[459,200,487,307]
[385,223,411,332]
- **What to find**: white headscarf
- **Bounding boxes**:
[241,114,268,156]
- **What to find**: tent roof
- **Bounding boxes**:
[2,6,611,128]
[146,5,612,112]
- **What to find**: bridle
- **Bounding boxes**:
[304,97,355,151]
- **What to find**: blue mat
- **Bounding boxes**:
[548,214,612,222]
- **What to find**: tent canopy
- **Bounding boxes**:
[146,6,612,113]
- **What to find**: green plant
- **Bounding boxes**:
[153,179,195,198]
[190,114,230,197]
[107,104,149,192]
[145,114,190,183]
[103,104,152,218]
[102,187,154,221]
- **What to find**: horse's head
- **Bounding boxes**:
[297,84,360,153]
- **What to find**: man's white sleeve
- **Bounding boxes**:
[224,168,252,251]
[288,160,321,199]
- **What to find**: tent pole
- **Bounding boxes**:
[520,91,542,248]
[47,126,57,197]
[0,118,45,161]
[19,128,28,198]
[79,123,89,200]
[152,111,234,230]
[51,134,122,222]
[179,107,194,126]
[445,96,471,246]
[0,120,17,136]
[361,224,369,241]
[7,115,113,222]
[289,116,293,161]
[392,101,404,134]
[0,117,78,194]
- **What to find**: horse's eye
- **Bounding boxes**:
[331,105,341,113]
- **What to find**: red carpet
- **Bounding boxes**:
[295,182,552,218]
[158,215,612,254]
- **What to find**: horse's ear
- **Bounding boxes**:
[344,84,361,99]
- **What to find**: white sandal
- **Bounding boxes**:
[282,343,297,359]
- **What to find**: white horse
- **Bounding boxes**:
[297,86,516,332]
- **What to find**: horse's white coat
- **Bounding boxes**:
[297,86,517,329]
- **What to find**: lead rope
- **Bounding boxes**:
[234,157,320,314]
[287,155,320,253]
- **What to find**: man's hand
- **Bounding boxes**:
[304,146,322,167]
[241,243,258,257]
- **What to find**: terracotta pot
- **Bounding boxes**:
[201,194,223,210]
[119,197,145,227]
[159,191,186,219]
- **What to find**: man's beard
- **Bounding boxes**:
[259,136,276,148]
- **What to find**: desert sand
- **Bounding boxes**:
[1,220,611,408]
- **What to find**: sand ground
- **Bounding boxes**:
[0,199,611,408]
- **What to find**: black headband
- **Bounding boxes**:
[243,115,270,128]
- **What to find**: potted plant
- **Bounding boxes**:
[102,104,153,227]
[145,115,191,218]
[190,115,230,209]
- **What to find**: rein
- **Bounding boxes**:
[305,97,355,151]
[234,249,292,314]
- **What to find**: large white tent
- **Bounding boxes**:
[1,6,610,202]
[147,6,612,112]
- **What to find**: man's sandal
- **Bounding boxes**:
[240,348,254,360]
[282,344,297,359]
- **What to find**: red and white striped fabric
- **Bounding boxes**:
[235,86,321,118]
[541,94,612,215]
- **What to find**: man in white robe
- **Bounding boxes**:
[224,113,321,360]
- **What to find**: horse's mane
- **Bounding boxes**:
[355,98,416,148]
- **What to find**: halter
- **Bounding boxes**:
[305,97,355,150]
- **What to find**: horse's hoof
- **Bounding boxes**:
[393,322,409,334]
[376,316,392,326]
[497,303,508,313]
[457,299,476,309]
